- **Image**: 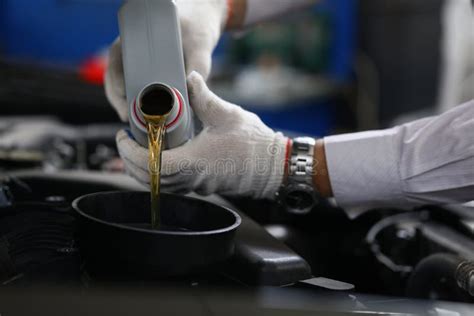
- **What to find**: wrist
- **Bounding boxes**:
[313,139,333,198]
[225,0,247,30]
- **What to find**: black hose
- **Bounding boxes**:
[456,261,474,296]
[406,253,472,301]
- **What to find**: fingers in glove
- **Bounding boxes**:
[183,45,212,81]
[161,172,189,187]
[122,153,193,193]
[187,71,237,126]
[161,180,193,194]
[116,129,148,167]
[123,160,150,187]
[117,129,188,179]
[161,142,196,176]
[122,154,190,190]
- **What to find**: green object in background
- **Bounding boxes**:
[230,12,332,74]
[231,23,293,65]
[294,13,331,73]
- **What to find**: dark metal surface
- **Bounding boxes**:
[2,170,474,314]
[0,285,473,316]
[226,210,313,286]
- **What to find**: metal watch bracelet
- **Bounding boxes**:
[288,137,316,186]
[278,137,319,215]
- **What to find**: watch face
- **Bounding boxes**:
[283,185,317,215]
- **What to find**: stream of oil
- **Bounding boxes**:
[143,114,168,230]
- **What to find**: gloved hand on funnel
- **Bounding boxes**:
[105,0,234,121]
[116,72,289,199]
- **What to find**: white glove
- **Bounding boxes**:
[116,72,289,200]
[105,0,229,122]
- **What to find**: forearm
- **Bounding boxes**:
[322,99,474,208]
[226,0,319,30]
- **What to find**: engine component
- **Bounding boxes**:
[366,212,426,274]
[406,253,474,302]
[456,260,474,296]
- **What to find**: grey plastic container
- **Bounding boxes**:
[119,0,194,148]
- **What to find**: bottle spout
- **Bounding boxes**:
[137,83,177,120]
[131,82,183,132]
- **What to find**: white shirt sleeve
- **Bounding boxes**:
[244,0,318,26]
[324,99,474,208]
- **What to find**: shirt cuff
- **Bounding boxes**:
[324,128,407,208]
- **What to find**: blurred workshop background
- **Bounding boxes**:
[0,0,473,137]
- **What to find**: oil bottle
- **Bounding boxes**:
[119,0,195,149]
[119,0,196,229]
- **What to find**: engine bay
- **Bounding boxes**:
[0,118,473,315]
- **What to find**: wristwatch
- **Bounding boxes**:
[278,137,319,215]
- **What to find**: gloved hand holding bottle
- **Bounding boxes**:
[117,70,474,208]
[117,72,291,199]
[108,0,474,210]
